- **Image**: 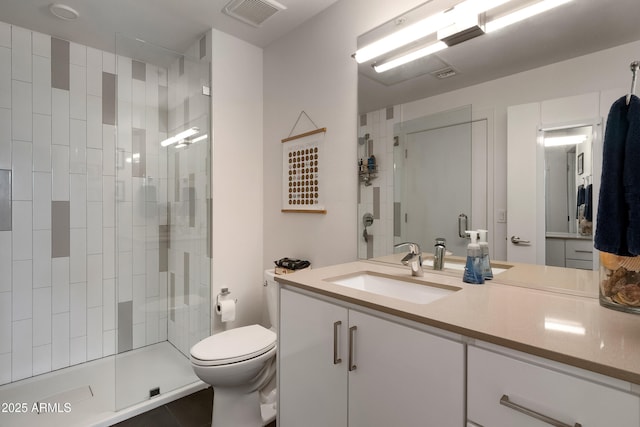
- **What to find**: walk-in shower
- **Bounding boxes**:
[0,25,212,426]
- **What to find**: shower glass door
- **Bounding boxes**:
[113,33,212,410]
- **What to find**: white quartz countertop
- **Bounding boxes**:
[274,258,640,385]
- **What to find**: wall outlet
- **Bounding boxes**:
[149,387,160,398]
[497,209,507,223]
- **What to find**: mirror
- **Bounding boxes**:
[542,125,594,269]
[356,0,640,262]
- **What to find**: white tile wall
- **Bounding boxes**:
[0,233,11,292]
[51,313,69,370]
[0,22,207,385]
[70,64,87,120]
[11,140,32,200]
[12,319,32,381]
[12,201,32,260]
[33,114,52,172]
[52,88,70,146]
[11,26,31,82]
[32,287,52,346]
[70,119,87,173]
[51,144,70,201]
[12,80,32,142]
[0,291,11,354]
[32,55,52,115]
[32,229,51,287]
[32,32,50,58]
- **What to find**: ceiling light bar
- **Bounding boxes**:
[160,127,200,147]
[354,0,514,64]
[373,42,448,73]
[544,135,587,147]
[485,0,573,33]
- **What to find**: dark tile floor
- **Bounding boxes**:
[113,387,276,427]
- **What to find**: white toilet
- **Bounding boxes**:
[190,270,279,427]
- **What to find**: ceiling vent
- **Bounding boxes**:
[431,67,458,79]
[222,0,287,28]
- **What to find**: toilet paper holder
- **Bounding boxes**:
[216,288,238,312]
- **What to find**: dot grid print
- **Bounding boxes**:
[287,142,320,206]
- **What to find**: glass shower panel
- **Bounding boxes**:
[114,33,211,411]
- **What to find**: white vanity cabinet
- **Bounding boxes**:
[279,287,465,427]
[467,345,640,427]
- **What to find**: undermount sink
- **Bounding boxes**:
[326,272,460,304]
[422,259,507,275]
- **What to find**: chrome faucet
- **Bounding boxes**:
[394,242,423,277]
[433,238,446,271]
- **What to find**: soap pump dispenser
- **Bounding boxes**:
[478,229,493,280]
[463,231,484,284]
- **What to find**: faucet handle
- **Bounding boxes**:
[394,241,421,254]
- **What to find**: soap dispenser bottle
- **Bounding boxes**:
[478,229,493,280]
[463,231,484,284]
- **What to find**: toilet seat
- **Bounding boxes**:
[190,324,276,366]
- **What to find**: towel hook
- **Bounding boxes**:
[627,60,639,105]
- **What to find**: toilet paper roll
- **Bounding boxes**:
[217,298,236,322]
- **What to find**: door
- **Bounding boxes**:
[404,122,472,256]
[347,310,465,427]
[278,288,348,427]
[507,102,543,264]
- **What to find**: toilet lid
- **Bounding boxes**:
[190,324,276,366]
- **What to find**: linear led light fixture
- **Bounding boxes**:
[373,42,448,73]
[485,0,573,33]
[160,127,200,147]
[544,135,587,147]
[354,0,513,64]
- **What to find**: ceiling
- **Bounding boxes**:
[358,0,640,113]
[0,0,339,54]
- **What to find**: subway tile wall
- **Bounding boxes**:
[357,107,400,259]
[0,22,211,385]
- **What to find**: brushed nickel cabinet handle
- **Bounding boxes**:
[348,326,357,371]
[500,395,582,427]
[333,321,342,365]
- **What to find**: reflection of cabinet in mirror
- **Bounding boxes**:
[507,92,601,269]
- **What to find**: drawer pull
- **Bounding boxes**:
[333,321,342,365]
[574,249,592,253]
[348,326,357,371]
[499,395,582,427]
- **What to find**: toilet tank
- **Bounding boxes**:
[264,270,278,330]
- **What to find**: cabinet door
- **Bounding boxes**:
[468,346,640,427]
[279,288,348,427]
[348,310,465,427]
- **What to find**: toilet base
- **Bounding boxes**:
[212,386,262,427]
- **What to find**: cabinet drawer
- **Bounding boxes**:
[565,239,593,261]
[468,346,640,427]
[565,258,592,270]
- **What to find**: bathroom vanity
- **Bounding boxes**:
[275,257,640,427]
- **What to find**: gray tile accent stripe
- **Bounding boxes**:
[360,114,367,127]
[132,128,146,178]
[189,173,195,228]
[102,72,116,125]
[0,170,11,231]
[184,252,189,305]
[386,107,394,120]
[366,235,374,259]
[132,60,146,81]
[117,301,133,353]
[394,202,401,237]
[169,273,175,322]
[51,201,70,258]
[206,198,212,258]
[174,152,180,202]
[373,187,380,219]
[184,98,189,126]
[199,36,206,59]
[158,86,168,133]
[159,225,169,272]
[51,38,70,91]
